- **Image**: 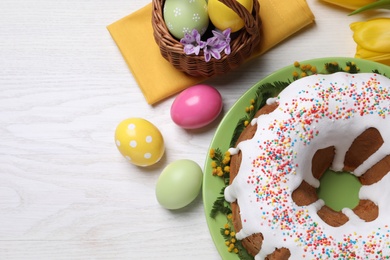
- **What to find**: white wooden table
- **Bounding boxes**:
[0,0,370,259]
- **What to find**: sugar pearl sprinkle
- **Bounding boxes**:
[225,73,390,259]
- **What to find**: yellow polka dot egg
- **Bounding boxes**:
[115,118,165,167]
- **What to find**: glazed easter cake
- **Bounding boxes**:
[209,62,390,259]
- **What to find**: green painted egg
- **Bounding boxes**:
[163,0,209,39]
[156,159,203,210]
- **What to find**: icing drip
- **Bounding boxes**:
[225,72,390,259]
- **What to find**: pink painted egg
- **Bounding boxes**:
[170,84,223,129]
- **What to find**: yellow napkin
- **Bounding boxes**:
[107,0,315,105]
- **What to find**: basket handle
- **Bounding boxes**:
[217,0,259,36]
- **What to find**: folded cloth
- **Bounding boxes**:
[107,0,315,105]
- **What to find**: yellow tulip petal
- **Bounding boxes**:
[355,45,390,66]
[320,0,376,10]
[355,45,390,59]
[351,18,390,53]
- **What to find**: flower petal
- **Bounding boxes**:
[223,28,231,38]
[193,46,201,55]
[350,18,390,53]
[225,45,231,55]
[183,45,197,55]
[209,48,221,60]
[212,30,225,41]
[320,0,376,10]
[204,52,211,62]
[355,45,390,66]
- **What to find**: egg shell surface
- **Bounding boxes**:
[156,159,203,210]
[163,0,209,39]
[115,118,164,167]
[170,84,223,129]
[208,0,253,32]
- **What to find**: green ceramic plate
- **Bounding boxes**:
[203,57,390,259]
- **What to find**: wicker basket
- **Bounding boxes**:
[152,0,261,77]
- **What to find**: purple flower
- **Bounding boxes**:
[203,36,226,62]
[180,28,232,62]
[180,29,206,56]
[211,28,231,55]
[203,28,232,62]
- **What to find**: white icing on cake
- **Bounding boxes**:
[225,72,390,259]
